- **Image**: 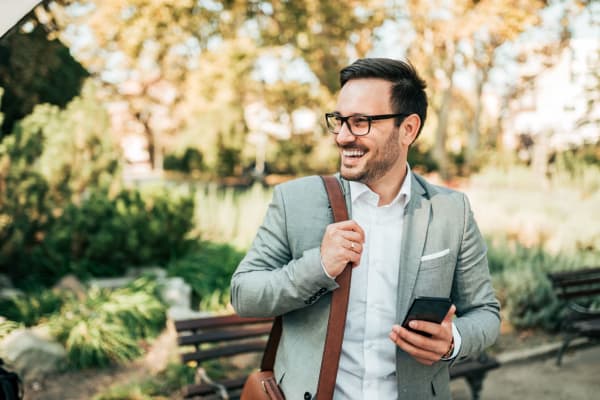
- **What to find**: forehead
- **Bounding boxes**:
[335,78,393,114]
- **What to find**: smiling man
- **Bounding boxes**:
[231,58,500,400]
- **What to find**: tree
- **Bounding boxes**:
[405,0,546,178]
[0,22,88,137]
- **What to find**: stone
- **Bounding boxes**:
[52,274,86,299]
[167,306,211,321]
[0,329,67,381]
[126,266,167,280]
[0,274,13,289]
[0,287,24,300]
[159,277,191,309]
[88,276,133,290]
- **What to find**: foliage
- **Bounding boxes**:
[467,164,600,255]
[167,242,244,309]
[193,182,272,249]
[163,147,204,174]
[488,239,600,331]
[0,83,195,286]
[0,24,88,136]
[16,82,119,202]
[0,319,22,341]
[92,362,195,400]
[46,188,195,281]
[0,82,131,286]
[0,289,67,326]
[48,277,166,368]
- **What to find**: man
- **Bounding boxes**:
[231,58,500,400]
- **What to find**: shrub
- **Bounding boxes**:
[0,288,67,326]
[92,362,195,400]
[167,242,244,310]
[5,187,196,287]
[48,277,167,368]
[488,238,600,331]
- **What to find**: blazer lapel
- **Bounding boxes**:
[396,174,431,322]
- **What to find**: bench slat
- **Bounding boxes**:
[183,377,247,398]
[178,325,272,346]
[181,340,267,364]
[450,358,500,378]
[175,315,273,332]
[555,288,600,299]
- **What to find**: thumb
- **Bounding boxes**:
[443,304,456,325]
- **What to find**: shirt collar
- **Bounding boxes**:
[348,165,412,208]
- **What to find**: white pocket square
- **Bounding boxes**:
[420,248,450,261]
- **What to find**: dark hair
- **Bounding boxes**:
[340,58,428,137]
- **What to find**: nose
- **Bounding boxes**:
[336,121,356,145]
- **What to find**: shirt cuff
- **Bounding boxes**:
[442,322,462,360]
[321,258,336,280]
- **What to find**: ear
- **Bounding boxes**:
[400,114,421,145]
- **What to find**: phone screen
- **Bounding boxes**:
[401,296,452,337]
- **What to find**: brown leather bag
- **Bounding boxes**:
[240,370,284,400]
[241,176,352,400]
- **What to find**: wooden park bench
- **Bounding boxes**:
[547,266,600,366]
[174,314,500,400]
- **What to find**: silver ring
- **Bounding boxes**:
[351,242,356,249]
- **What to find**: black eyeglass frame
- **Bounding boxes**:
[324,112,410,136]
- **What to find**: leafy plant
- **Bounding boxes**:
[92,362,195,400]
[167,242,244,309]
[0,319,21,340]
[0,288,67,326]
[488,239,600,331]
[48,277,167,368]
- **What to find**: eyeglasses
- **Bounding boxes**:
[325,112,410,136]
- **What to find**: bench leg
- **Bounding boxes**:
[556,334,577,366]
[465,373,485,400]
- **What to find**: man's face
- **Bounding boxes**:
[334,78,405,184]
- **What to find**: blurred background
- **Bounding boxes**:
[0,0,598,399]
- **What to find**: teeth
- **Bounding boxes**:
[343,150,365,157]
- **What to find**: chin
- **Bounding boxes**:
[340,167,366,182]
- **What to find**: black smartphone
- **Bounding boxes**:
[401,296,452,337]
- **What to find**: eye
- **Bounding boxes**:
[350,116,368,127]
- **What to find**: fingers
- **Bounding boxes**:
[321,220,365,277]
[389,304,456,366]
[335,220,366,239]
[389,326,440,365]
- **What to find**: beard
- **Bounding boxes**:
[339,127,401,184]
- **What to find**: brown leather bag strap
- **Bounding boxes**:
[316,175,351,400]
[260,176,351,399]
[260,315,282,371]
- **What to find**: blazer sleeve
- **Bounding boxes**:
[452,193,501,358]
[230,185,339,317]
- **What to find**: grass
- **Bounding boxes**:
[193,182,272,250]
[466,164,600,254]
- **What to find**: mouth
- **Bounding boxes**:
[340,147,367,166]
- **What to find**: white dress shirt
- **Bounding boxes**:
[327,169,460,400]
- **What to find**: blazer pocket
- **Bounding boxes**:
[419,250,451,271]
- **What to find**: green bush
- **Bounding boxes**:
[488,239,600,331]
[0,288,67,326]
[167,242,244,309]
[92,362,195,400]
[48,277,167,368]
[46,188,195,280]
[163,147,204,173]
[3,187,196,287]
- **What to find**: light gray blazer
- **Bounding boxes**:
[231,173,500,400]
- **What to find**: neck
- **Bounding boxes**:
[367,163,408,206]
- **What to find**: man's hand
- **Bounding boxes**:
[321,220,365,278]
[389,305,456,365]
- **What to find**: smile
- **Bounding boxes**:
[342,149,366,157]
